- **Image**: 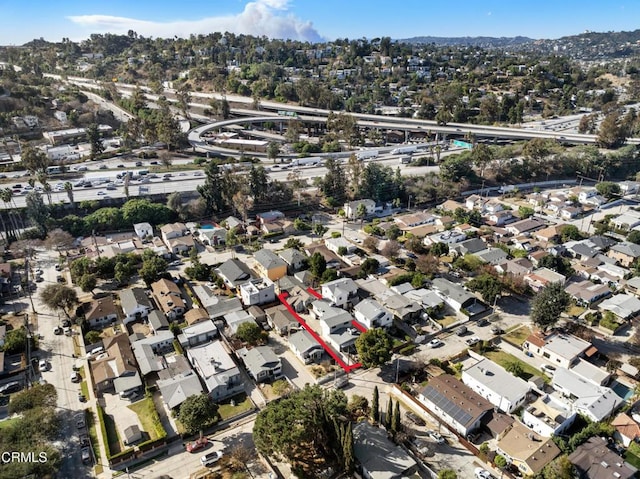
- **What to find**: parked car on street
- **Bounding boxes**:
[428,339,444,348]
[200,450,223,467]
[186,437,209,453]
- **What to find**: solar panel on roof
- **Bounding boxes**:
[423,386,473,426]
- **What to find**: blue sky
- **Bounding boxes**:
[0,0,637,46]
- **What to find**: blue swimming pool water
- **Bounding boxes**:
[612,380,634,401]
[200,224,214,230]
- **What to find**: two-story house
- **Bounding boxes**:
[239,278,276,306]
[353,298,392,329]
[496,422,561,477]
[216,258,254,289]
[253,249,287,281]
[187,341,244,401]
[321,278,358,307]
[151,278,186,320]
[160,222,194,255]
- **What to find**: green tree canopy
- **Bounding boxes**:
[466,273,503,305]
[530,282,571,331]
[8,383,57,414]
[253,385,348,474]
[355,328,393,368]
[139,255,168,285]
[236,321,263,345]
[40,283,79,319]
[177,393,219,434]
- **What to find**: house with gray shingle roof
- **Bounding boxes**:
[120,288,153,325]
[216,258,254,289]
[237,345,282,383]
[157,372,204,410]
[288,330,323,364]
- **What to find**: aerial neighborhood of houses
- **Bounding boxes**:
[4,173,640,479]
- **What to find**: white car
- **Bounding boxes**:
[200,450,223,467]
[427,430,445,444]
[39,359,49,371]
[428,339,443,348]
[474,468,493,479]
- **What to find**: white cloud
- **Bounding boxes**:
[67,0,322,42]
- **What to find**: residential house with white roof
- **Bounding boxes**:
[239,278,275,306]
[462,358,530,413]
[160,222,194,254]
[186,341,244,401]
[522,394,577,438]
[178,320,219,348]
[551,367,623,422]
[353,298,392,329]
[523,331,593,368]
[321,277,358,307]
[565,280,611,306]
[133,222,153,240]
[524,267,566,292]
[599,294,640,321]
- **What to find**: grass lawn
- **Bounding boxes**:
[127,397,165,440]
[625,452,640,470]
[567,305,586,317]
[81,380,89,398]
[218,394,254,420]
[103,411,122,455]
[438,315,458,328]
[86,410,102,469]
[0,416,21,430]
[503,325,533,346]
[484,349,545,382]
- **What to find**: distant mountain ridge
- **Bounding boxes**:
[398,35,535,48]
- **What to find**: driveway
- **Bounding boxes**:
[101,391,144,449]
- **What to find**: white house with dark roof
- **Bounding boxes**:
[462,358,530,413]
[147,310,169,333]
[432,277,486,316]
[120,288,153,325]
[216,258,254,289]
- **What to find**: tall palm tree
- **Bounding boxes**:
[37,172,52,205]
[64,182,74,208]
